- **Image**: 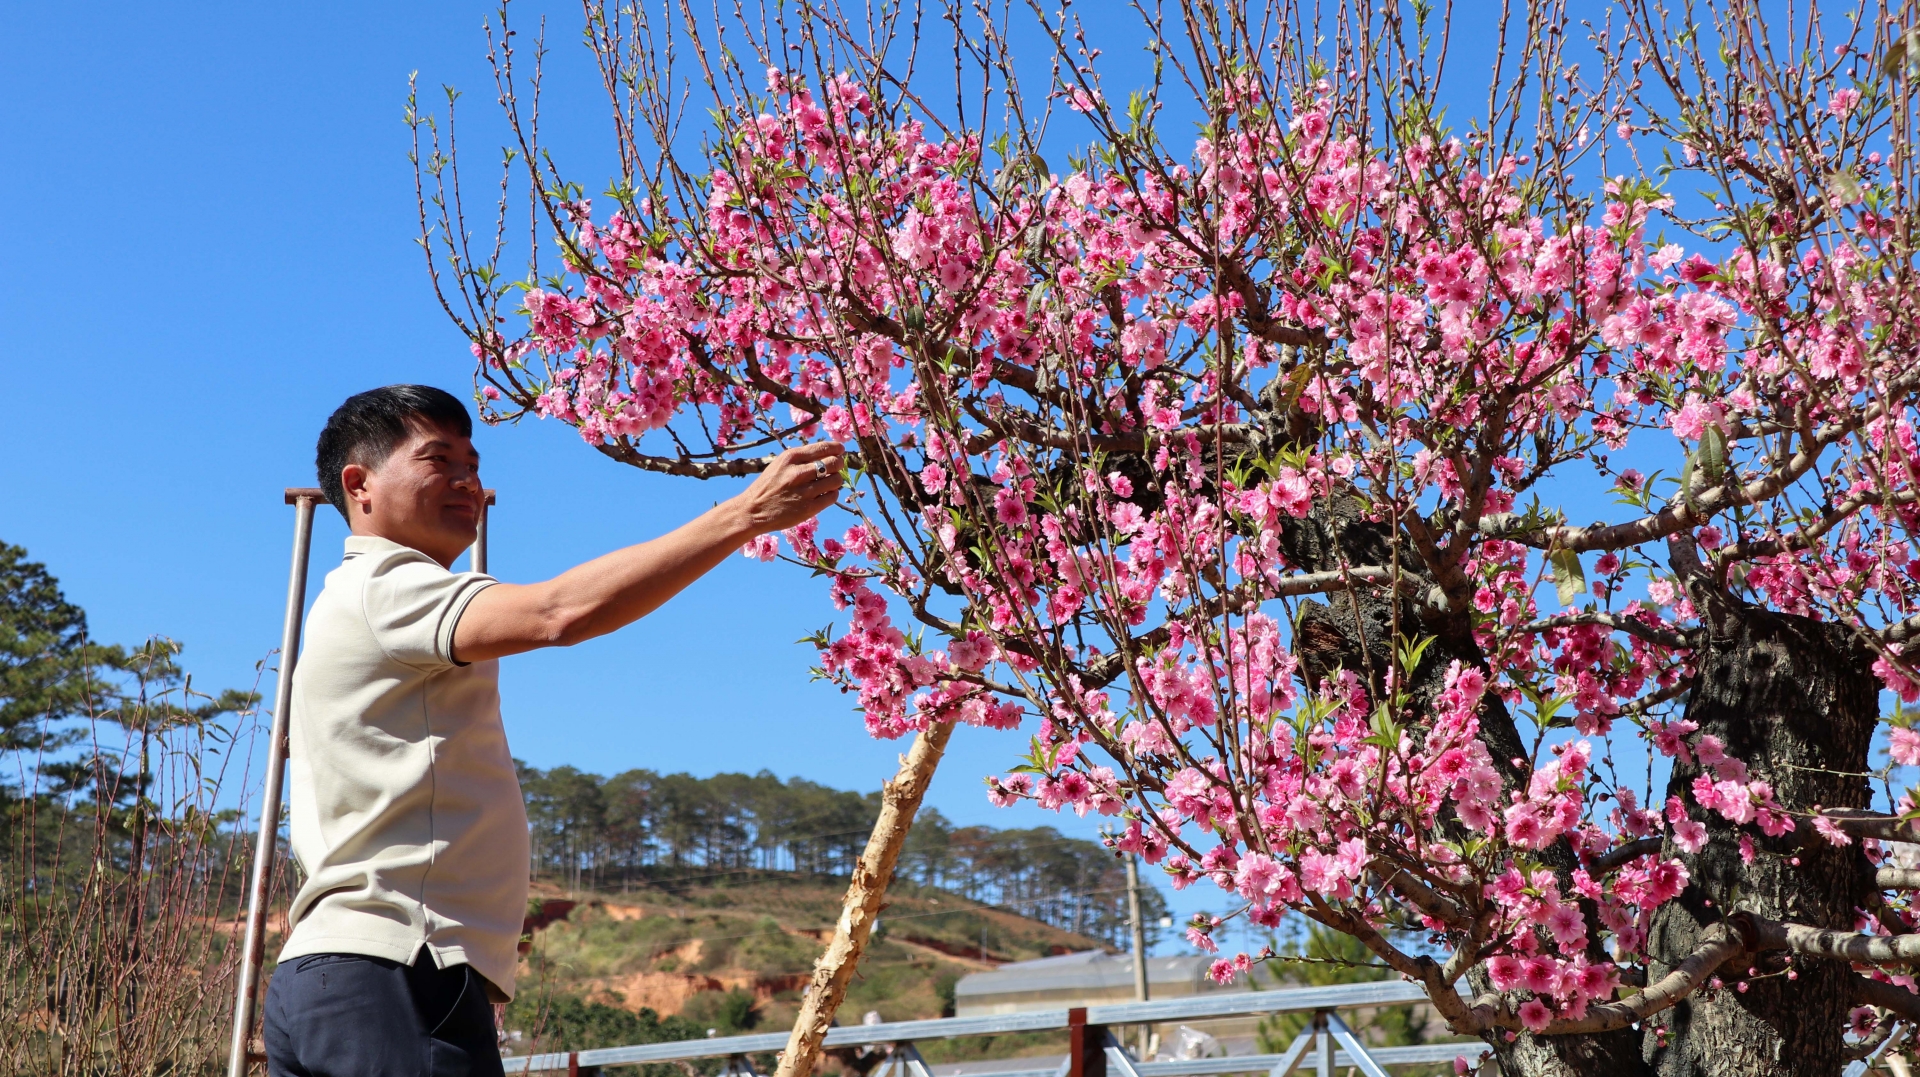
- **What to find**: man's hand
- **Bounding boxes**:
[738,441,846,534]
[450,440,846,664]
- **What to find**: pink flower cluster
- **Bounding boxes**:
[475,60,1920,1040]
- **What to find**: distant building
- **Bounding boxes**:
[956,950,1238,1014]
[955,951,1258,1051]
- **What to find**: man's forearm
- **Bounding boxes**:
[449,441,844,664]
[544,499,759,643]
[451,500,757,663]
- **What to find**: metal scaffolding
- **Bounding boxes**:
[501,980,1491,1077]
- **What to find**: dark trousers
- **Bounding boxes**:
[264,951,504,1077]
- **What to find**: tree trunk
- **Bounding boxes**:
[1644,605,1877,1076]
[775,720,954,1077]
[1494,1019,1653,1077]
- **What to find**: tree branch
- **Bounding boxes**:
[1466,921,1745,1035]
[1883,614,1920,646]
[1078,567,1402,689]
[1369,857,1467,927]
[594,442,867,479]
[1855,974,1920,1025]
[1512,611,1692,651]
[1589,837,1664,878]
[1741,911,1920,966]
[1821,809,1920,844]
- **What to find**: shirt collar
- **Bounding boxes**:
[343,534,419,559]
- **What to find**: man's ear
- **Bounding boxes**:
[341,462,375,515]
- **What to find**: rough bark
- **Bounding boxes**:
[1276,496,1534,785]
[775,720,954,1077]
[1643,605,1877,1077]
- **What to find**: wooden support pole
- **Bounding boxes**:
[1066,1008,1107,1077]
[774,721,955,1077]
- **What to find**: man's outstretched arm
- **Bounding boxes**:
[450,442,845,663]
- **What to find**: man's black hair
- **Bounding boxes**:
[316,385,473,519]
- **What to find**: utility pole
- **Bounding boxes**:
[1125,854,1150,1058]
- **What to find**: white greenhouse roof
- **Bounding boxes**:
[955,950,1234,998]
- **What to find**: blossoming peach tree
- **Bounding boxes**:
[416,0,1920,1073]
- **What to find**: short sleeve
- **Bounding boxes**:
[360,553,496,671]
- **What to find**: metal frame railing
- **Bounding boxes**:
[502,980,1491,1077]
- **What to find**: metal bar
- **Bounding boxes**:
[1102,1029,1142,1077]
[1266,1030,1314,1077]
[472,494,491,574]
[225,492,318,1077]
[1141,1046,1494,1074]
[1312,1014,1332,1077]
[892,1041,937,1077]
[1323,1014,1391,1077]
[785,1043,1497,1077]
[503,981,1466,1072]
[1084,981,1443,1026]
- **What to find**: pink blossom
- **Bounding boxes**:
[1503,803,1553,849]
[1546,904,1587,952]
[1488,955,1524,991]
[1665,797,1709,854]
[1233,853,1284,899]
[1892,728,1920,766]
[1669,394,1723,441]
[741,534,780,562]
[1521,956,1558,994]
[1642,859,1689,906]
[1812,815,1853,847]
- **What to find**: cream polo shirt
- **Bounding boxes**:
[278,534,529,999]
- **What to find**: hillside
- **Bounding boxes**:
[507,871,1116,1062]
[516,765,1169,953]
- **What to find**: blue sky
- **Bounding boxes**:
[11,1,1833,964]
[0,0,1243,948]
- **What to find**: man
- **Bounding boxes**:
[264,385,842,1076]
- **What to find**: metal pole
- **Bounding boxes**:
[226,492,318,1077]
[1125,855,1150,1057]
[1313,1012,1332,1077]
[472,494,490,574]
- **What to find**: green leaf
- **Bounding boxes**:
[1828,169,1863,206]
[1551,550,1587,607]
[1528,693,1570,731]
[1884,28,1920,80]
[1395,634,1436,678]
[1696,426,1727,483]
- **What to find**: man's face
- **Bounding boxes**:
[340,420,483,568]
